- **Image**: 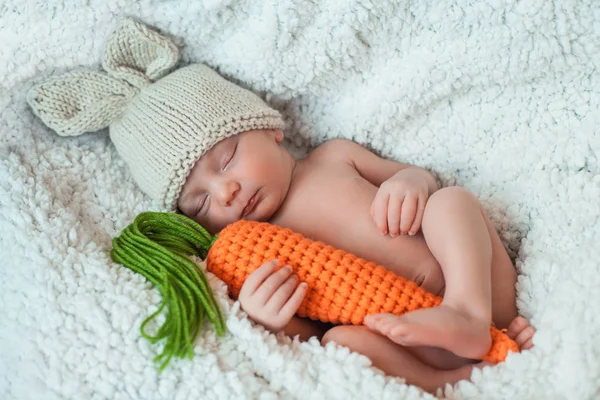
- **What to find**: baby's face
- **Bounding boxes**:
[177,129,293,234]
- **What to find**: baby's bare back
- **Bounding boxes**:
[268,146,445,296]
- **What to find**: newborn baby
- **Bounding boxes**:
[177,128,536,392]
[28,18,536,394]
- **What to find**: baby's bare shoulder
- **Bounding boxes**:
[303,139,365,171]
[298,140,360,177]
[310,138,360,159]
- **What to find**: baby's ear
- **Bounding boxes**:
[273,128,284,142]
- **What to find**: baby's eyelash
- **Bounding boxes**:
[196,194,209,215]
[222,144,237,171]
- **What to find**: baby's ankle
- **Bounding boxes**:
[440,300,492,324]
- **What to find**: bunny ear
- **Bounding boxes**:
[27,19,181,136]
[102,18,181,88]
[27,71,138,136]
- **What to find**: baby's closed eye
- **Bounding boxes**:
[195,194,210,216]
[221,143,237,172]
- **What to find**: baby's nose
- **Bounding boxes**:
[217,180,240,206]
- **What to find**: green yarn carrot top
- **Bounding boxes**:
[111,212,225,371]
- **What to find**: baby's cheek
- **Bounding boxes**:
[189,212,222,235]
[208,218,229,234]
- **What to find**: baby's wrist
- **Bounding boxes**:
[247,312,286,333]
[262,321,282,333]
[423,169,440,195]
[400,166,439,195]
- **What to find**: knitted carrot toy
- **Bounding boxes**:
[111,212,518,370]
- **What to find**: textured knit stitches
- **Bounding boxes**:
[109,63,285,210]
[27,18,285,209]
[207,219,519,363]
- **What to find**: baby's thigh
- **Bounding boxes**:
[321,325,471,372]
[322,325,368,349]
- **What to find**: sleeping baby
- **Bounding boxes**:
[175,129,536,392]
[27,18,535,393]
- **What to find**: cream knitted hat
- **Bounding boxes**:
[27,18,285,210]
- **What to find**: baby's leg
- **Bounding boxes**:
[322,325,482,394]
[366,187,497,359]
[482,209,518,329]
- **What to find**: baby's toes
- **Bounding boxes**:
[506,316,528,339]
[388,324,412,343]
[365,314,398,335]
[364,314,384,329]
[376,317,400,335]
[515,326,536,349]
[521,337,534,350]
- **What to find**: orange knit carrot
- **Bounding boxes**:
[207,219,519,363]
[112,212,519,369]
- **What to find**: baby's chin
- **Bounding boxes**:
[244,207,269,223]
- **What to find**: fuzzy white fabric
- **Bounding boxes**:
[1,1,600,399]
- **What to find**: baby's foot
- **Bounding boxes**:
[364,305,492,360]
[506,316,536,350]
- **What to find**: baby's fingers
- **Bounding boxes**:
[267,274,300,311]
[240,260,279,298]
[371,192,390,235]
[278,282,308,321]
[387,197,402,237]
[254,264,295,304]
[408,194,427,236]
[400,196,417,234]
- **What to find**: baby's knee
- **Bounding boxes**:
[428,186,480,210]
[321,325,366,347]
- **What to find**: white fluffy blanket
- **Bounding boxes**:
[1,1,600,398]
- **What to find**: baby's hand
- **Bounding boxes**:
[371,167,431,237]
[238,260,307,333]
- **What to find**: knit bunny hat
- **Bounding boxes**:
[27,18,285,210]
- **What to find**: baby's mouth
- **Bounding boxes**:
[242,190,259,217]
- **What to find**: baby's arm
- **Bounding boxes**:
[319,139,438,236]
[319,138,438,194]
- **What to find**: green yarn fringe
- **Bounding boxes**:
[111,212,225,371]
